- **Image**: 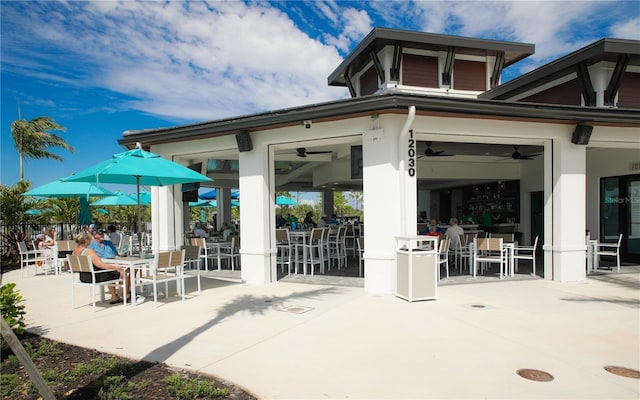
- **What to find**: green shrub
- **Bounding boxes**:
[0,373,20,396]
[0,283,26,335]
[97,375,135,400]
[163,373,229,399]
[24,339,62,359]
[72,355,128,377]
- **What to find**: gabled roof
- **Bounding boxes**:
[328,27,535,87]
[480,38,640,100]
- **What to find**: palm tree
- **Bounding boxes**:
[10,116,74,181]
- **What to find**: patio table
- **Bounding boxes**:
[205,240,233,270]
[106,256,153,306]
[467,241,515,278]
[289,230,312,274]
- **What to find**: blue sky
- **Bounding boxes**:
[2,0,639,201]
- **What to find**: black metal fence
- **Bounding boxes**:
[1,222,140,258]
[1,223,82,257]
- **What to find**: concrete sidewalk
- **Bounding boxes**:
[4,267,640,399]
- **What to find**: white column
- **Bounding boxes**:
[217,187,232,227]
[550,137,588,281]
[322,189,334,217]
[152,185,183,252]
[238,143,273,284]
[363,114,416,294]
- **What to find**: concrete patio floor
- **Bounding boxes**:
[3,265,639,399]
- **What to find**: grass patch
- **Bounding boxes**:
[0,374,20,397]
[1,333,255,399]
[163,373,230,399]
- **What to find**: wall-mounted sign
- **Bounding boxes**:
[631,162,640,171]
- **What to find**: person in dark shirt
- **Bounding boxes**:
[303,211,316,227]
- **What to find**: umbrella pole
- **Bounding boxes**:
[136,176,142,256]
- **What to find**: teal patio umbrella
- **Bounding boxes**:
[78,198,93,225]
[24,179,115,198]
[189,200,215,207]
[189,200,239,207]
[91,192,151,206]
[24,178,115,225]
[199,189,239,200]
[276,196,297,205]
[211,199,240,207]
[64,146,212,250]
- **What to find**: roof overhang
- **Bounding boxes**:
[480,38,640,100]
[119,92,640,149]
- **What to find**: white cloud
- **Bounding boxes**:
[323,6,372,52]
[2,0,637,125]
[610,17,640,39]
[410,1,633,72]
[3,1,346,121]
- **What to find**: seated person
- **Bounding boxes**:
[317,215,328,228]
[303,211,315,227]
[221,222,235,240]
[193,223,209,238]
[275,213,287,228]
[34,233,46,251]
[328,214,340,225]
[38,228,57,259]
[89,230,118,259]
[423,218,445,236]
[107,225,121,247]
[71,232,131,304]
[445,218,465,248]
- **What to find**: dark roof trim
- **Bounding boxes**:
[481,38,640,100]
[328,27,534,86]
[118,93,640,148]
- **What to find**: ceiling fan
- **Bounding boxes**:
[510,145,541,160]
[421,141,455,157]
[295,147,332,158]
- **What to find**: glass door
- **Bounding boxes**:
[627,175,640,261]
[600,174,640,263]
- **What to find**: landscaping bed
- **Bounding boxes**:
[1,332,256,400]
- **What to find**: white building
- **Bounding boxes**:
[119,28,640,294]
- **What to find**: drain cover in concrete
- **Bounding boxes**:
[279,305,313,314]
[516,369,554,382]
[604,366,640,379]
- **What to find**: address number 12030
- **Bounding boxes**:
[407,129,416,177]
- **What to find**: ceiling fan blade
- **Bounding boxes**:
[305,151,332,155]
[430,152,454,157]
[424,141,455,157]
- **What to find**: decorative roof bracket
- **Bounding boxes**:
[344,66,356,98]
[442,46,456,86]
[390,42,403,82]
[604,54,630,106]
[576,62,596,106]
[370,50,385,85]
[490,51,505,89]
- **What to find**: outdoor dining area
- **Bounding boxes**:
[14,141,627,311]
[15,219,625,311]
